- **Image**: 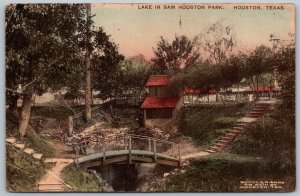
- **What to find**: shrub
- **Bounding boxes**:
[62,164,107,192]
[214,117,236,129]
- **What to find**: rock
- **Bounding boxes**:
[6,137,16,144]
[163,173,170,178]
[32,153,43,160]
[180,170,186,174]
[14,143,25,150]
[24,148,34,155]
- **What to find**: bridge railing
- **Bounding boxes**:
[75,134,181,162]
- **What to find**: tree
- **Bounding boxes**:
[152,35,201,74]
[117,55,150,104]
[91,28,124,100]
[6,4,87,136]
[272,34,295,110]
[244,45,273,100]
[85,4,92,121]
[202,20,236,64]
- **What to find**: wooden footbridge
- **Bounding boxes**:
[74,134,182,169]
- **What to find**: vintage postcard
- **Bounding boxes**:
[5,3,295,192]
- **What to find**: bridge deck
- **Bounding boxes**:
[78,149,178,164]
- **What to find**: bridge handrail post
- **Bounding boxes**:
[124,136,127,150]
[128,136,132,164]
[75,144,80,167]
[153,140,157,163]
[68,116,73,135]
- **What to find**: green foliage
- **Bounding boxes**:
[220,52,247,88]
[115,55,150,100]
[62,164,105,192]
[6,111,19,137]
[91,27,124,100]
[6,145,47,192]
[272,35,295,110]
[6,4,87,95]
[104,107,140,128]
[214,117,236,128]
[229,106,295,165]
[25,128,55,157]
[159,153,295,192]
[151,35,201,74]
[31,106,73,120]
[178,104,247,146]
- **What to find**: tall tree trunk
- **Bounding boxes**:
[237,83,240,102]
[18,85,33,137]
[85,3,92,121]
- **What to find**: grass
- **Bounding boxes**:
[31,106,73,120]
[25,128,55,158]
[6,145,48,192]
[228,105,295,178]
[154,152,295,192]
[178,103,249,146]
[62,164,108,192]
[155,103,295,192]
[6,111,55,158]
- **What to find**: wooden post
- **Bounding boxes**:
[153,140,157,163]
[124,137,127,150]
[148,138,151,152]
[68,116,74,135]
[75,144,80,167]
[128,136,132,164]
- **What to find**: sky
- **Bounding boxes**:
[92,3,294,60]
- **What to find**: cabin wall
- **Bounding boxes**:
[144,108,176,130]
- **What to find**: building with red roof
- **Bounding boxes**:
[141,75,182,129]
[141,96,180,109]
[145,75,171,86]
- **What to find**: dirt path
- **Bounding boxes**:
[37,159,73,192]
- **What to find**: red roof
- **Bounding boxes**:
[244,86,277,93]
[257,86,275,91]
[184,88,218,95]
[141,96,180,109]
[145,75,171,86]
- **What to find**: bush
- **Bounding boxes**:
[214,117,236,129]
[62,164,106,192]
